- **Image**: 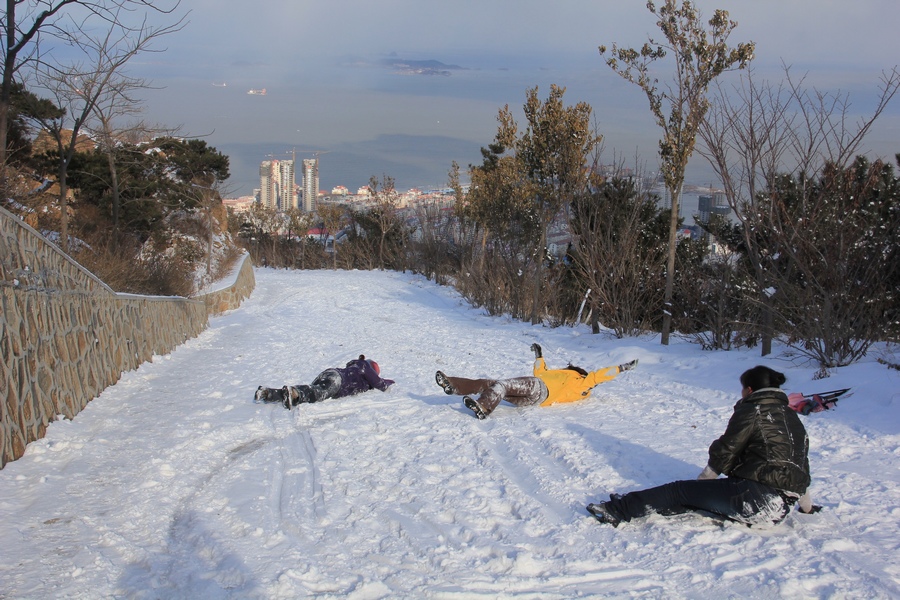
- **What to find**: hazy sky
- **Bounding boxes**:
[124,0,900,194]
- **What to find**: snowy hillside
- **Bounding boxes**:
[1,269,898,598]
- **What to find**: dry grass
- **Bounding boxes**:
[72,235,194,297]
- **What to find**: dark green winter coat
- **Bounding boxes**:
[707,388,811,495]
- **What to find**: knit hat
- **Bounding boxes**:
[366,359,380,375]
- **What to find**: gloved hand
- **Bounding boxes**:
[618,359,638,373]
[530,343,542,359]
[799,504,823,514]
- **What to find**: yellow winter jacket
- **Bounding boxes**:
[534,358,620,406]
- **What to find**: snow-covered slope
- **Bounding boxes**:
[1,269,898,598]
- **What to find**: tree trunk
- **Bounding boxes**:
[57,158,69,253]
[531,224,547,325]
[0,96,9,167]
[660,188,680,345]
[590,302,600,334]
[206,203,213,277]
[107,150,120,231]
[761,295,773,356]
[0,5,14,168]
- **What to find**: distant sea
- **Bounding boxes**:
[140,61,723,201]
[140,50,899,205]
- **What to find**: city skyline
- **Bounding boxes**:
[126,1,900,195]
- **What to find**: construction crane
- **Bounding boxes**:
[264,150,296,161]
[264,149,330,163]
[301,150,331,162]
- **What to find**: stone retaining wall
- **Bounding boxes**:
[0,206,255,467]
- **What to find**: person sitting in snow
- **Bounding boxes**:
[255,355,395,409]
[435,343,637,420]
[586,365,820,528]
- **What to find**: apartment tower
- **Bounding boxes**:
[302,158,319,213]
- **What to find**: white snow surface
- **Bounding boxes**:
[2,269,899,599]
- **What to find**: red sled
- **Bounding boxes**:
[788,388,852,415]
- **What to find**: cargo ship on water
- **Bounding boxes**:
[247,88,267,95]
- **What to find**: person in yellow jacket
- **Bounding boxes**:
[435,343,638,419]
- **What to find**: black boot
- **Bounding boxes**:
[586,502,621,527]
[464,396,488,420]
[255,386,285,404]
[435,371,455,395]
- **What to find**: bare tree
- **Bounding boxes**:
[241,202,280,266]
[781,67,900,175]
[317,203,346,270]
[696,69,792,355]
[569,169,669,337]
[761,157,900,368]
[86,82,177,234]
[446,160,476,273]
[672,214,757,350]
[366,174,405,270]
[408,202,442,280]
[281,207,315,269]
[25,5,185,251]
[188,179,229,288]
[1,0,181,166]
[453,121,538,318]
[698,66,900,359]
[600,0,754,344]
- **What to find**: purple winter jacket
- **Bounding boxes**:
[335,358,394,398]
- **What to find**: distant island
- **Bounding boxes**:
[379,58,465,77]
[338,55,465,77]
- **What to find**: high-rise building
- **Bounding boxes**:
[303,158,319,213]
[277,159,297,210]
[259,158,297,210]
[697,192,731,247]
[259,161,276,209]
[698,193,730,224]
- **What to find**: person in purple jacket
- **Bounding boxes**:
[254,355,395,409]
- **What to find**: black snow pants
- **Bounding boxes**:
[293,369,342,403]
[604,477,790,527]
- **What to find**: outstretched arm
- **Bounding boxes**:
[531,344,547,375]
[361,362,394,391]
[584,366,621,387]
[618,359,638,373]
[582,358,637,387]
